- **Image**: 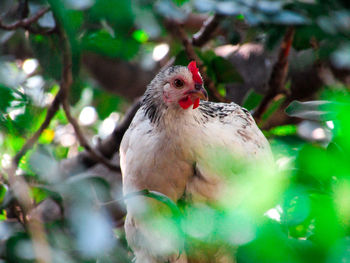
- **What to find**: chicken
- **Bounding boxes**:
[120,61,273,263]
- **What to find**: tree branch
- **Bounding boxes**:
[253,27,295,122]
[62,101,121,172]
[59,30,121,172]
[167,21,229,103]
[62,98,141,175]
[17,0,29,20]
[14,90,62,165]
[0,6,50,30]
[192,14,224,47]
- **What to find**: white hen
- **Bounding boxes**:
[120,61,273,263]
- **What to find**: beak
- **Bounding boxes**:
[186,84,208,101]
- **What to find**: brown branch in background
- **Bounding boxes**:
[192,14,224,47]
[0,6,50,30]
[168,20,229,103]
[14,90,62,165]
[83,99,140,166]
[18,0,29,20]
[253,27,295,122]
[62,102,121,172]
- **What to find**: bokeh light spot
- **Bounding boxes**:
[79,106,97,126]
[152,43,169,61]
[22,59,38,75]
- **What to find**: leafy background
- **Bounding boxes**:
[0,0,350,262]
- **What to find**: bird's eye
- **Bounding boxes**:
[174,79,184,88]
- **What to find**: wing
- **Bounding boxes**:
[185,101,274,202]
[197,101,273,161]
[120,108,155,195]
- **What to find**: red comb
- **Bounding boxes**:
[187,61,203,84]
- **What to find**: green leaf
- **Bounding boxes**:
[53,108,69,125]
[30,187,49,204]
[93,88,124,119]
[267,125,298,137]
[0,183,7,204]
[262,94,286,121]
[293,25,329,51]
[3,134,26,153]
[174,50,189,66]
[211,56,244,84]
[70,78,85,105]
[54,145,69,160]
[217,84,226,97]
[18,149,37,177]
[88,0,134,35]
[0,209,7,221]
[82,30,139,60]
[295,144,333,186]
[124,189,182,218]
[12,104,46,135]
[172,0,189,6]
[243,90,263,111]
[199,50,217,64]
[282,189,310,226]
[30,34,62,80]
[0,85,15,111]
[266,26,286,50]
[0,85,27,116]
[237,220,297,263]
[30,185,63,205]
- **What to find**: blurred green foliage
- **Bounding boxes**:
[0,0,350,263]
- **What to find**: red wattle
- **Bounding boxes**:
[193,98,200,109]
[178,96,193,109]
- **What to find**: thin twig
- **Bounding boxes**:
[0,6,50,30]
[168,21,229,103]
[192,14,224,47]
[25,26,58,35]
[59,30,121,172]
[62,101,121,172]
[61,98,141,175]
[253,27,295,122]
[14,90,62,165]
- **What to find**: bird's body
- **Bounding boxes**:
[120,62,273,263]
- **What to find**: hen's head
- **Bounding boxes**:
[143,61,208,113]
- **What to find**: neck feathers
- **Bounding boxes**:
[141,88,166,124]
